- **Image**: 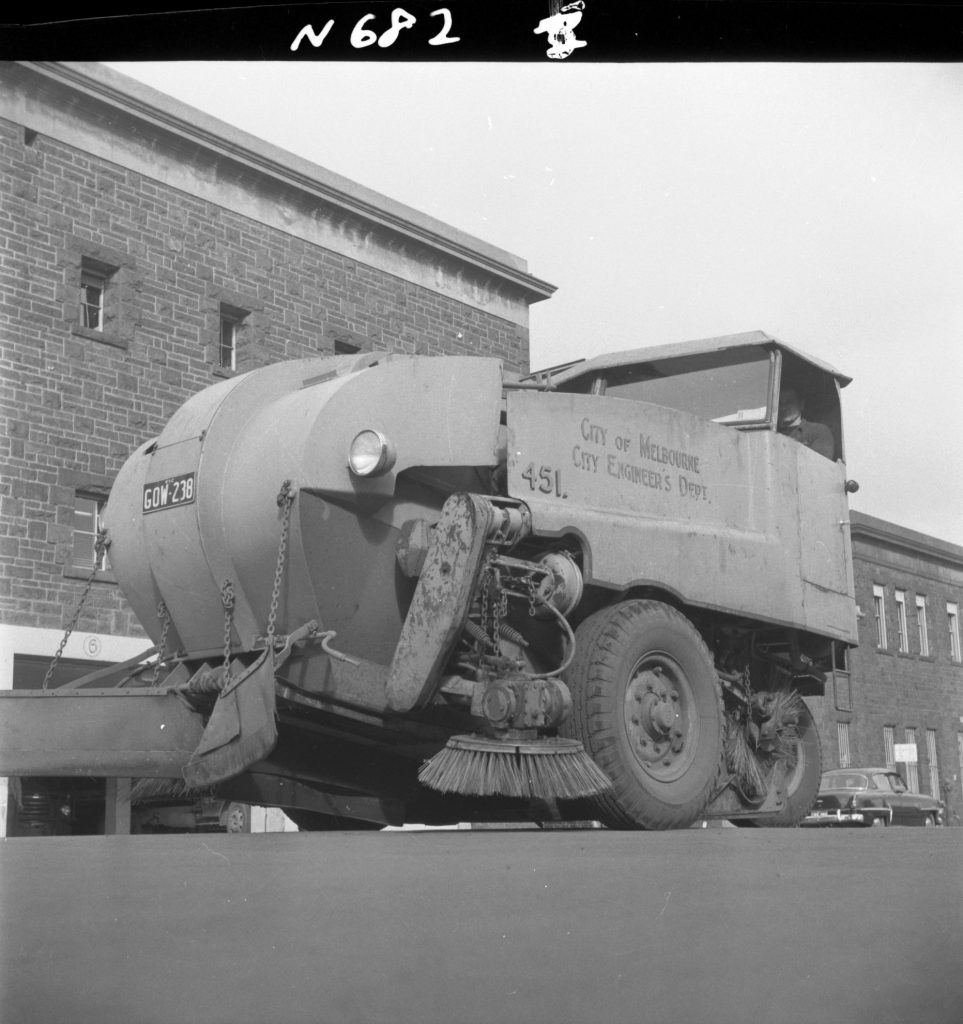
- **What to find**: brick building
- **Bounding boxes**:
[0,61,553,833]
[809,511,963,824]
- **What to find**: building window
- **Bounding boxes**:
[894,590,908,652]
[219,315,238,372]
[915,595,929,656]
[80,264,108,330]
[926,729,939,798]
[949,603,961,662]
[832,643,852,712]
[883,726,895,768]
[904,728,919,792]
[217,303,248,375]
[873,585,888,649]
[69,242,135,350]
[837,722,852,768]
[73,495,107,572]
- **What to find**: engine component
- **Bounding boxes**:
[471,674,573,734]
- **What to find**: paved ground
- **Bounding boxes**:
[2,827,961,1024]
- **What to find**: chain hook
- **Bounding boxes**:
[151,600,172,686]
[220,578,235,687]
[43,527,110,690]
[266,480,297,654]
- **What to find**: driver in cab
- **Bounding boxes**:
[777,387,835,460]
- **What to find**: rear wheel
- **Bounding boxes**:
[562,600,724,830]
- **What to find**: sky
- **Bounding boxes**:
[106,60,963,547]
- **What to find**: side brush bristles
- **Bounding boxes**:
[418,735,612,801]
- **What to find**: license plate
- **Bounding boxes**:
[143,473,196,514]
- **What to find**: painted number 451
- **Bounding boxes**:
[521,463,567,499]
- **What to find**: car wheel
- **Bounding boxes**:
[870,814,888,827]
[224,802,250,833]
[924,813,936,827]
[562,600,724,830]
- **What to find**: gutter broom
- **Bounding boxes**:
[418,732,612,801]
[419,573,611,802]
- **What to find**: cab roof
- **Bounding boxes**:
[528,330,852,388]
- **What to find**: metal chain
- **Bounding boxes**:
[220,578,235,687]
[479,557,492,643]
[151,600,172,685]
[266,480,296,649]
[43,527,109,690]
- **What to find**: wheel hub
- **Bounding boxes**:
[624,662,691,774]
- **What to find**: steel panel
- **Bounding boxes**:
[0,690,205,777]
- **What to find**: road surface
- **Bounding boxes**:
[2,827,961,1024]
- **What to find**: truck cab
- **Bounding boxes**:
[510,330,857,659]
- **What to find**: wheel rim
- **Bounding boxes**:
[622,652,699,783]
[226,806,246,832]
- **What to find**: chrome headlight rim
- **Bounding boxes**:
[348,429,396,477]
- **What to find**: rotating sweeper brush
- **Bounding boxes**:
[419,734,612,801]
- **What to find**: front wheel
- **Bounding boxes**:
[562,600,724,830]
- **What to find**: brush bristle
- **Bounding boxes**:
[419,736,612,800]
[724,720,766,800]
[129,777,201,805]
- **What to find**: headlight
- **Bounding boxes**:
[348,430,396,477]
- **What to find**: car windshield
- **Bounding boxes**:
[822,772,868,790]
[597,347,772,425]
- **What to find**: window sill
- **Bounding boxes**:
[212,366,237,379]
[63,565,117,585]
[71,324,128,350]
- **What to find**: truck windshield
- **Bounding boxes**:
[599,347,772,426]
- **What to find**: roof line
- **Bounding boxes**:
[26,61,556,303]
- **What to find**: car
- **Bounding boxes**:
[131,797,251,834]
[801,768,944,827]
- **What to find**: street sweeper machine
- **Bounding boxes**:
[0,330,859,830]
